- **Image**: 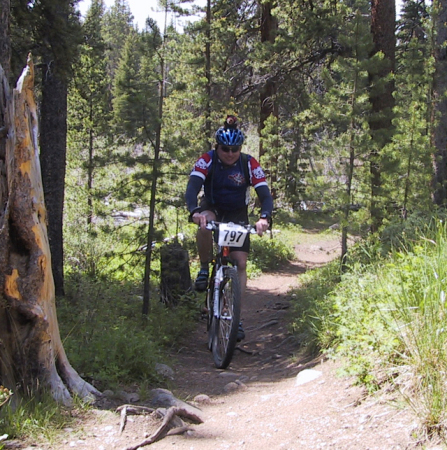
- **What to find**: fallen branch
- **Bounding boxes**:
[116,405,155,415]
[116,405,156,435]
[255,319,279,330]
[122,406,204,450]
[119,406,127,435]
[166,425,192,436]
[235,346,255,354]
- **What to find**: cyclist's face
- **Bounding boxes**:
[217,145,241,165]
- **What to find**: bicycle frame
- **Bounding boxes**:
[204,221,255,369]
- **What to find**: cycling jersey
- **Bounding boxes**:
[188,150,268,211]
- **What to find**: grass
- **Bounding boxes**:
[288,215,447,442]
[0,393,80,446]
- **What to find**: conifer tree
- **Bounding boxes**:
[67,0,111,227]
[102,0,134,80]
[385,0,433,216]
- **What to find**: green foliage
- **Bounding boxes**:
[58,274,201,389]
[289,217,447,439]
[289,260,342,353]
[0,394,72,444]
[249,233,295,272]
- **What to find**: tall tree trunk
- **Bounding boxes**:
[0,58,99,404]
[259,0,277,159]
[205,0,212,144]
[0,0,10,78]
[142,57,165,316]
[368,0,396,232]
[259,1,278,200]
[431,0,447,205]
[39,66,67,297]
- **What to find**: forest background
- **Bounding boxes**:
[2,0,447,445]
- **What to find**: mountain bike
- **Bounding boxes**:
[204,221,256,369]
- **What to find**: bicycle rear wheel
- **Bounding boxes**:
[212,266,241,369]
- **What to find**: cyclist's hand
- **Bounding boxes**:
[192,212,208,229]
[255,218,269,236]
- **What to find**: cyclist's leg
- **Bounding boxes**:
[196,209,216,264]
[195,209,216,290]
[229,250,248,296]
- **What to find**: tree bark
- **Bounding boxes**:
[0,0,10,79]
[160,242,192,307]
[369,0,396,232]
[39,66,67,297]
[431,0,447,206]
[0,57,99,404]
[259,0,278,160]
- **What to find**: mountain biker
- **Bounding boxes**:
[185,115,273,339]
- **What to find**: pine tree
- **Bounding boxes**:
[67,0,111,228]
[102,0,134,80]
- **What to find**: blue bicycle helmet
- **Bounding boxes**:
[215,115,245,146]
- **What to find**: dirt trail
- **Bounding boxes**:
[34,234,421,450]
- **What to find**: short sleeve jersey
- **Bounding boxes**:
[189,150,268,211]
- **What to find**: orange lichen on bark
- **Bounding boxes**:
[5,269,22,299]
[19,160,31,175]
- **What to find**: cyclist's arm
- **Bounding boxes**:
[185,175,204,214]
[255,184,273,219]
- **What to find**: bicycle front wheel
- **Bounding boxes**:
[212,266,241,369]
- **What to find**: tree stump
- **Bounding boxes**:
[0,56,99,404]
[159,242,192,307]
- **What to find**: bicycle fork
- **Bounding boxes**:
[213,265,224,319]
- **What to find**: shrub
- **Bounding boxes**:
[250,234,295,272]
[58,275,201,390]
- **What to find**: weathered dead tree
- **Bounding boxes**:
[159,242,192,307]
[0,56,99,405]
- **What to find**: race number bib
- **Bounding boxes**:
[218,223,248,247]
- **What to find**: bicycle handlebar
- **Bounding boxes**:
[204,221,258,234]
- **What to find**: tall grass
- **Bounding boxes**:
[381,222,447,440]
[290,217,447,441]
[0,394,75,446]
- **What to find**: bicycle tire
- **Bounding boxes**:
[206,266,216,351]
[206,283,214,351]
[212,266,241,369]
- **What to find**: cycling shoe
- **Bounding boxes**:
[195,269,209,291]
[237,322,245,342]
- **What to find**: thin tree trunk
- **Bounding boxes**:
[142,49,165,316]
[0,58,99,404]
[87,103,94,226]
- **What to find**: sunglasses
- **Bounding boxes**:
[220,145,241,154]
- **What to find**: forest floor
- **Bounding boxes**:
[12,226,434,450]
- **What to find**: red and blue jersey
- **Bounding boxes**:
[189,150,268,211]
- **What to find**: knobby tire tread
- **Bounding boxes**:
[212,266,241,369]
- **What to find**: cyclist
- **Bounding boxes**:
[185,115,273,340]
